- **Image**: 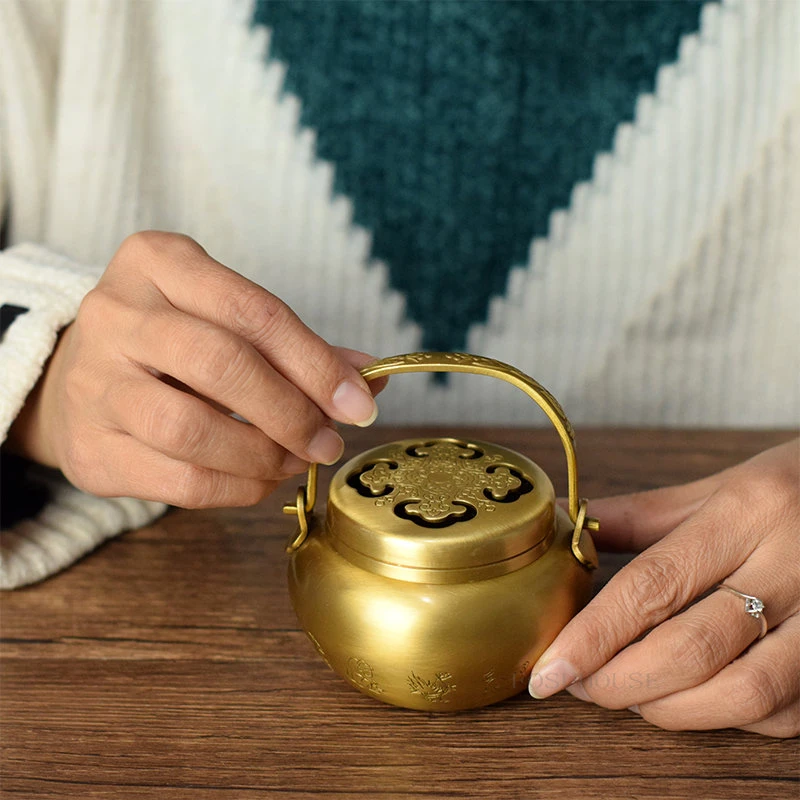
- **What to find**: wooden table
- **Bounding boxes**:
[2,428,798,799]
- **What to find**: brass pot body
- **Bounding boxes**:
[289,505,591,711]
[283,353,599,712]
[287,437,594,712]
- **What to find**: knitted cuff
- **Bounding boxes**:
[0,465,168,589]
[0,243,167,589]
[0,243,102,439]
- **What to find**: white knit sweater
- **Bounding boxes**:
[1,0,798,588]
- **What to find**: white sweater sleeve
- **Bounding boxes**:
[0,244,167,589]
[0,4,167,589]
[0,243,102,438]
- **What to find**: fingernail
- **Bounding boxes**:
[281,453,309,475]
[332,381,378,427]
[528,658,579,699]
[628,705,641,716]
[307,427,345,465]
[565,680,592,703]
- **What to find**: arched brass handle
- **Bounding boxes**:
[284,352,598,568]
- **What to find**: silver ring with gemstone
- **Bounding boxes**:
[717,584,768,639]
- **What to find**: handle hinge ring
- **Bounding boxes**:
[283,464,318,553]
[571,499,599,570]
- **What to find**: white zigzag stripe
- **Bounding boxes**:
[40,0,421,358]
[461,0,800,426]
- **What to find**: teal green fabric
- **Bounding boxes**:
[252,0,707,351]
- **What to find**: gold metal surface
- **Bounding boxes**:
[570,498,600,570]
[289,506,592,711]
[284,352,599,711]
[358,353,599,534]
[285,353,599,541]
[326,437,555,579]
[283,464,318,553]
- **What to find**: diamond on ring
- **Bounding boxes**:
[744,596,764,617]
[716,583,768,639]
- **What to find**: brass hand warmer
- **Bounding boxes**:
[284,352,598,711]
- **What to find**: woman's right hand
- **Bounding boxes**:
[7,231,382,508]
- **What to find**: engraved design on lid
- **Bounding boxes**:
[347,439,533,528]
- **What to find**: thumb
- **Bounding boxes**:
[581,469,729,553]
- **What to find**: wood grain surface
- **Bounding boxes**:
[2,428,798,799]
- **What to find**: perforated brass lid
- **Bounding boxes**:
[326,437,555,580]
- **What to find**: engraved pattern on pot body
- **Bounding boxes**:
[346,657,384,695]
[407,671,457,702]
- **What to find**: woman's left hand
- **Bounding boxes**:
[528,438,800,738]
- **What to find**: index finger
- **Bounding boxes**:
[583,472,725,552]
[127,232,379,427]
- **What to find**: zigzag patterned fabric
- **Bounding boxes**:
[253,0,707,353]
[0,0,798,586]
[3,0,797,427]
